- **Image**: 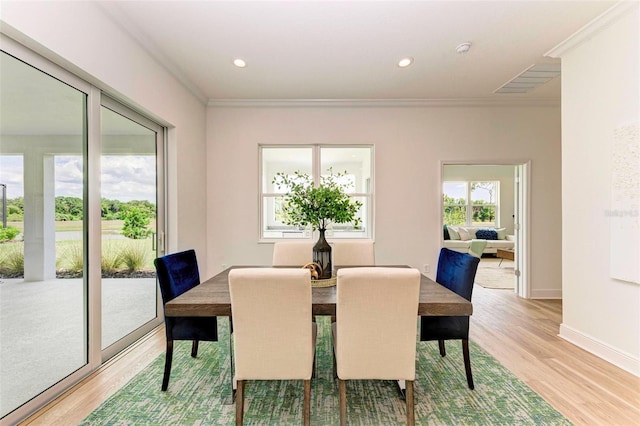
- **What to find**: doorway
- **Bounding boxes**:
[441,162,529,297]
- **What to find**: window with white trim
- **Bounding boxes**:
[260,145,373,240]
[443,181,498,227]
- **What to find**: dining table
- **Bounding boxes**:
[164,265,473,317]
[164,265,473,402]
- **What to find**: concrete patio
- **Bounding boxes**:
[0,277,157,417]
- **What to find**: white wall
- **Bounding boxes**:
[0,1,208,258]
[206,104,561,297]
[443,164,516,234]
[553,4,639,375]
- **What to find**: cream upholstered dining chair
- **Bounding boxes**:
[272,241,315,266]
[228,268,316,426]
[333,267,421,426]
[332,241,375,266]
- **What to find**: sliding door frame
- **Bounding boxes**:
[1,33,166,424]
[99,95,165,362]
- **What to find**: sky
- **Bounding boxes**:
[443,181,495,202]
[0,155,156,202]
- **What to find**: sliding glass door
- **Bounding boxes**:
[0,40,165,422]
[100,101,163,354]
[0,50,89,419]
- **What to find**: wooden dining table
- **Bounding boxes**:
[164,265,473,318]
[164,265,472,402]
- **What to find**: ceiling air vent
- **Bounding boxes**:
[495,63,561,94]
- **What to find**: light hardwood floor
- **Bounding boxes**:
[21,285,640,425]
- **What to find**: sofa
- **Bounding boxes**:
[443,225,514,254]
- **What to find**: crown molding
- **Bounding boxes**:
[95,2,208,105]
[207,98,560,108]
[546,1,639,58]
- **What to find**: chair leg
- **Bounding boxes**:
[303,379,311,426]
[236,380,245,425]
[438,339,446,357]
[331,329,337,379]
[191,340,199,357]
[339,379,347,426]
[333,350,338,379]
[406,380,415,426]
[462,339,474,390]
[161,340,174,391]
[312,355,316,379]
[229,323,236,401]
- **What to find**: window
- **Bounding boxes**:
[260,145,373,240]
[443,181,498,227]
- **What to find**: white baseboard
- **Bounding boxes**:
[529,288,562,299]
[559,323,640,377]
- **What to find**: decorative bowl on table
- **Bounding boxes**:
[302,262,336,287]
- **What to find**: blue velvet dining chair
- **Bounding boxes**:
[420,248,480,389]
[154,249,218,391]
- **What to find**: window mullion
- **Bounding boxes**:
[313,145,321,186]
[466,182,472,226]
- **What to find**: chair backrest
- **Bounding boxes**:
[468,239,487,258]
[436,248,480,301]
[272,241,315,266]
[335,267,420,380]
[154,249,200,304]
[229,268,314,380]
[332,241,375,266]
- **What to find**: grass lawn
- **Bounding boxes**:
[0,220,156,275]
[7,220,128,233]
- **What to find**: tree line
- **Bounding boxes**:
[443,194,496,226]
[4,196,156,222]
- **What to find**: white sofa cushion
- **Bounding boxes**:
[458,227,472,241]
[447,226,460,240]
[443,237,514,254]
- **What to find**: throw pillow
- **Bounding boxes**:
[495,227,507,240]
[465,227,478,238]
[443,225,450,240]
[458,227,472,241]
[447,226,460,240]
[475,229,498,240]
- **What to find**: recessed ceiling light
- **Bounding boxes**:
[233,58,247,68]
[455,42,472,54]
[398,57,414,68]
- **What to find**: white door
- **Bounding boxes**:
[514,162,530,297]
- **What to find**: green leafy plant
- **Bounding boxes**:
[120,243,149,272]
[101,242,122,274]
[0,226,20,243]
[121,207,152,239]
[273,169,362,231]
[63,243,84,273]
[0,244,24,277]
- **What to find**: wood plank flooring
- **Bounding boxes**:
[470,286,640,425]
[21,285,640,425]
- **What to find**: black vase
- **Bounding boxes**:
[313,228,332,279]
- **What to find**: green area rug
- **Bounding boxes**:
[81,317,571,425]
